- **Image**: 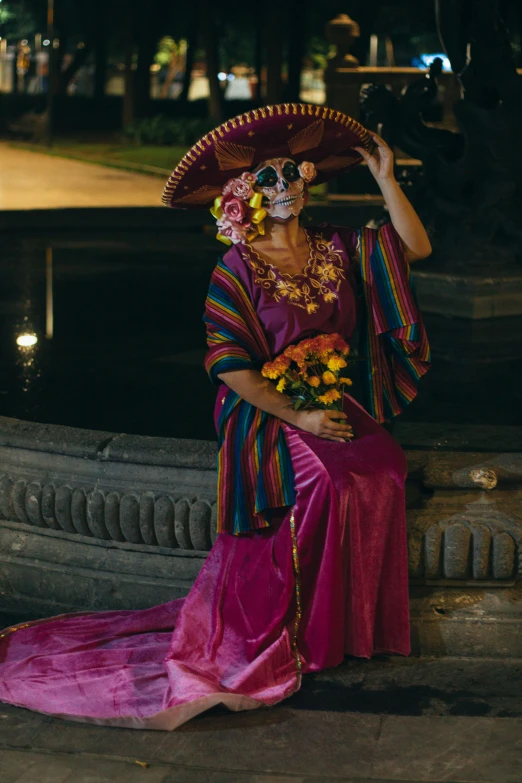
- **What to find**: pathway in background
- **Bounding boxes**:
[0,144,166,209]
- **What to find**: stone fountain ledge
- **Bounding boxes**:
[0,415,521,658]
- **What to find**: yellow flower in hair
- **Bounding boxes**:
[327,356,347,371]
[307,375,321,387]
[322,371,337,385]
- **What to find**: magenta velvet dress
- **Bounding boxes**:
[0,228,410,730]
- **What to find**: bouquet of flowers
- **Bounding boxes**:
[261,332,353,415]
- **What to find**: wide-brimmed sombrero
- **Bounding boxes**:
[162,103,373,209]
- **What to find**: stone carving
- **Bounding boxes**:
[0,417,521,588]
[0,475,216,552]
[469,469,498,490]
[410,519,519,581]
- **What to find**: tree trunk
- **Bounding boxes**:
[286,0,305,102]
[94,35,107,98]
[93,1,107,100]
[350,6,373,67]
[135,35,156,117]
[180,7,199,103]
[122,14,136,127]
[265,8,283,104]
[200,0,223,122]
[254,22,263,102]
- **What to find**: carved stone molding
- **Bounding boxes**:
[0,475,217,552]
[0,415,520,584]
[408,512,521,584]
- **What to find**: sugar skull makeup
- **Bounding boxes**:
[252,158,316,222]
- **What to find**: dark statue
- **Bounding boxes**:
[360,0,522,273]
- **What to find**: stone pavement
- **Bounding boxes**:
[0,657,521,783]
[0,143,166,210]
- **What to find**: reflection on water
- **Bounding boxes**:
[0,232,521,444]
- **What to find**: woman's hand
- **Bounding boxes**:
[354,132,395,183]
[355,131,432,262]
[296,409,354,442]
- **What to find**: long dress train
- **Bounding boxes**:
[0,391,409,730]
[0,223,422,729]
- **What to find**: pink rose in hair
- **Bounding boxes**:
[221,192,250,224]
[298,161,317,183]
[222,179,235,196]
[231,179,253,200]
[222,177,253,201]
[217,217,249,244]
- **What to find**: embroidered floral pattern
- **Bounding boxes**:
[242,231,346,314]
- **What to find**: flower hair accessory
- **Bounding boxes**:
[210,173,267,246]
[298,161,316,183]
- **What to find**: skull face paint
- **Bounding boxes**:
[253,158,306,221]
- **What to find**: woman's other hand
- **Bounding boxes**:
[354,132,394,183]
[296,409,354,442]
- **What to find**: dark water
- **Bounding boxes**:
[1,230,521,442]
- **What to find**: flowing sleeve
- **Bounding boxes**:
[356,221,431,423]
[202,256,269,385]
[201,255,296,535]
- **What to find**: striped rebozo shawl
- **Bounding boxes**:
[203,260,296,536]
[356,222,431,423]
[203,222,431,535]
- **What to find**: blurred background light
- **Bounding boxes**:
[16,333,38,348]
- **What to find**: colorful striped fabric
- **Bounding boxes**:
[203,259,296,535]
[203,223,431,535]
[357,222,431,423]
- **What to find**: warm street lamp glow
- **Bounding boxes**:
[16,333,38,347]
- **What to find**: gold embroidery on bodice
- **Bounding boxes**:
[241,230,346,314]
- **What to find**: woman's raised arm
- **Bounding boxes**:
[354,132,432,263]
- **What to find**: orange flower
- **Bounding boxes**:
[282,344,298,360]
[334,336,350,355]
[307,375,321,387]
[340,377,353,386]
[273,356,291,373]
[261,355,290,379]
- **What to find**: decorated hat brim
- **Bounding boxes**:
[162,103,373,209]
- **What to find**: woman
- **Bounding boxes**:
[0,104,430,730]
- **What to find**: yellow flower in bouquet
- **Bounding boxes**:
[321,371,337,385]
[261,332,353,414]
[327,355,347,371]
[317,389,342,405]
